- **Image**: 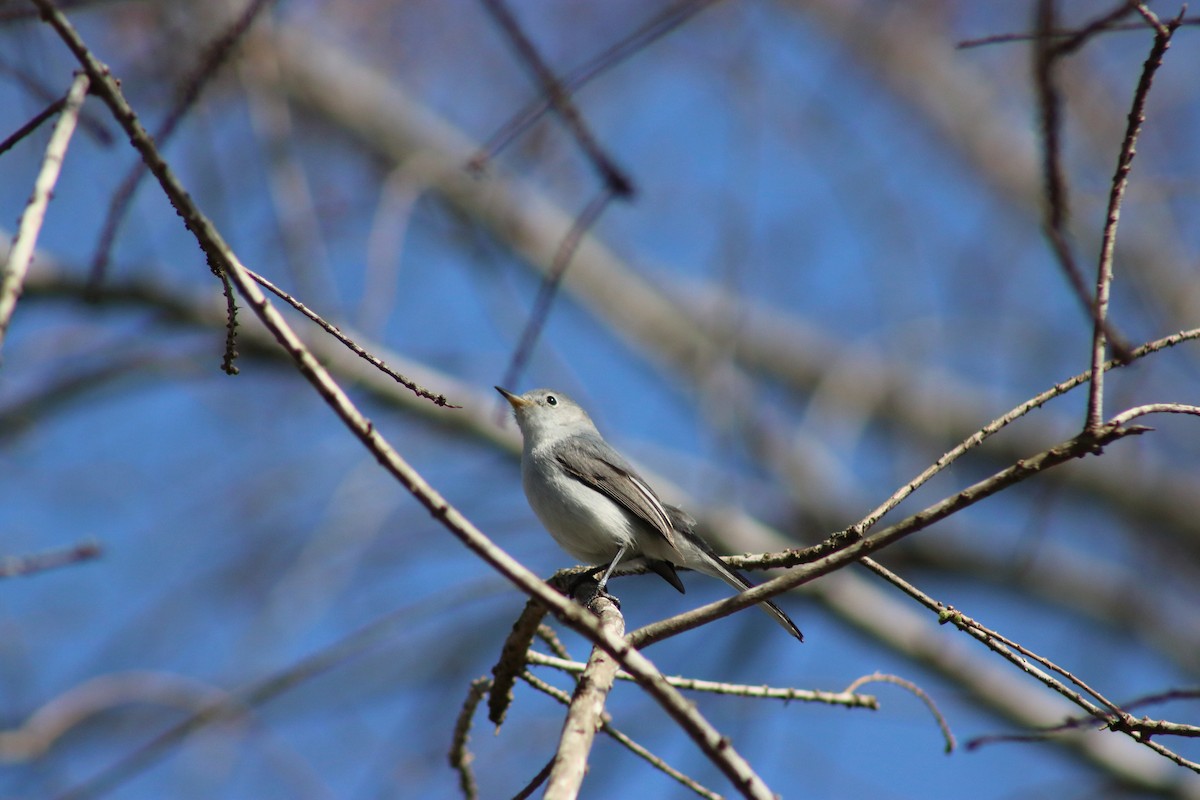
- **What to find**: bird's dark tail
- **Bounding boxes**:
[667,506,804,642]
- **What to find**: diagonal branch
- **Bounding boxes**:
[32,4,773,797]
[0,93,66,156]
[629,420,1147,647]
[850,325,1200,535]
[469,0,724,169]
[520,671,722,800]
[478,0,634,198]
[499,186,615,392]
[247,267,458,407]
[860,558,1200,773]
[87,0,277,288]
[0,71,89,353]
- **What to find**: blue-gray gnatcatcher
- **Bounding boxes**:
[497,386,803,642]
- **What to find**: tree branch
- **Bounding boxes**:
[545,585,625,799]
[0,71,89,353]
[32,4,775,796]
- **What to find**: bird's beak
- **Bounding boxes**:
[495,386,529,409]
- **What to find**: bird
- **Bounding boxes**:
[496,386,803,641]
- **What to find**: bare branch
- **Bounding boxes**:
[521,670,722,800]
[528,651,878,709]
[851,326,1200,535]
[1086,4,1180,431]
[247,267,460,407]
[0,94,66,156]
[860,558,1200,773]
[545,586,625,799]
[630,420,1146,647]
[469,0,724,169]
[489,595,551,727]
[478,0,634,198]
[448,676,491,800]
[958,14,1200,49]
[499,187,615,393]
[87,0,276,288]
[0,71,89,352]
[844,670,956,753]
[0,540,101,579]
[32,5,775,796]
[1108,403,1200,427]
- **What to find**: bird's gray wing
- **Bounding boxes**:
[551,435,679,552]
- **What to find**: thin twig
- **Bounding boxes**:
[247,267,459,407]
[87,0,277,289]
[448,676,491,800]
[1033,0,1133,367]
[1086,4,1179,431]
[850,326,1200,536]
[1046,2,1143,57]
[1108,403,1200,427]
[859,558,1200,772]
[862,559,1126,717]
[477,0,634,198]
[967,693,1200,752]
[511,755,556,800]
[957,15,1200,48]
[469,0,724,169]
[535,624,572,661]
[214,266,240,374]
[498,187,614,394]
[0,540,101,579]
[0,94,66,156]
[0,71,89,353]
[489,595,551,727]
[843,670,956,753]
[527,651,877,709]
[0,56,112,144]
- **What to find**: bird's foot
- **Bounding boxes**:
[569,576,620,610]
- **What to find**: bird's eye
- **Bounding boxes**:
[545,395,557,406]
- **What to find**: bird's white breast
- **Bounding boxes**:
[521,446,638,566]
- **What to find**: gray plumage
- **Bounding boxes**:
[497,386,803,642]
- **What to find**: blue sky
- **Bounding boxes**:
[3,2,1199,798]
